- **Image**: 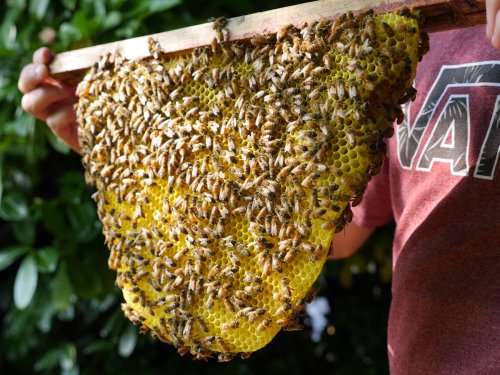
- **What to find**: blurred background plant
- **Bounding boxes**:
[0,0,395,374]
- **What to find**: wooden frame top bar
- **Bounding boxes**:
[50,0,486,84]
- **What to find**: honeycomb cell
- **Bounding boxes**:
[76,9,426,360]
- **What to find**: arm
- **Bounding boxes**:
[329,222,374,259]
[487,0,500,48]
[18,47,81,153]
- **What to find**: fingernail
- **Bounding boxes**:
[36,65,46,78]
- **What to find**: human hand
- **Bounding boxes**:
[487,0,500,48]
[18,47,81,153]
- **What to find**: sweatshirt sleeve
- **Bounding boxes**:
[351,156,394,228]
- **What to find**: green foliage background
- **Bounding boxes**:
[0,1,395,374]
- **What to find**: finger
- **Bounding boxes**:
[51,119,81,154]
[46,106,77,141]
[492,9,500,49]
[21,85,74,119]
[64,123,82,154]
[18,63,48,93]
[487,1,493,39]
[46,105,77,131]
[46,107,82,154]
[487,0,500,40]
[33,47,53,65]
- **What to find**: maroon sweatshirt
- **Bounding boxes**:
[352,25,500,374]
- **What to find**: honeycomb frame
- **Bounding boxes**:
[76,8,427,361]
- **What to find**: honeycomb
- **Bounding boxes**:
[76,9,427,361]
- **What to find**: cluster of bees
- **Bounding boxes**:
[76,8,427,361]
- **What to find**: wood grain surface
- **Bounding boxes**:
[49,0,486,84]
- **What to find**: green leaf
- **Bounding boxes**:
[2,120,21,136]
[62,367,79,375]
[92,0,107,18]
[34,346,64,372]
[29,0,50,20]
[10,168,33,190]
[58,22,81,46]
[12,218,36,245]
[7,0,27,9]
[83,340,114,355]
[108,0,127,11]
[14,254,38,309]
[72,10,99,39]
[148,0,182,13]
[0,16,16,50]
[66,200,98,242]
[35,246,59,273]
[0,133,14,154]
[51,261,75,311]
[37,303,55,333]
[0,191,29,221]
[124,0,181,21]
[118,324,137,357]
[115,18,141,38]
[39,200,70,238]
[223,0,254,15]
[61,0,77,11]
[15,110,35,137]
[67,251,103,299]
[100,308,124,338]
[46,131,70,154]
[0,155,3,206]
[34,343,78,374]
[102,11,122,30]
[59,343,77,373]
[0,245,30,271]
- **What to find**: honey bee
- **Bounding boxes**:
[218,353,236,362]
[228,251,241,267]
[182,318,193,339]
[206,295,214,310]
[244,284,263,296]
[210,16,228,43]
[382,22,395,37]
[301,172,319,189]
[311,244,324,262]
[281,277,292,298]
[351,192,364,207]
[283,247,298,263]
[262,258,273,275]
[275,301,292,316]
[275,317,293,327]
[222,320,240,331]
[215,336,229,352]
[237,306,254,319]
[250,34,268,46]
[248,308,266,323]
[238,352,251,360]
[202,335,215,346]
[283,321,304,331]
[277,24,293,42]
[235,290,251,300]
[321,221,335,231]
[193,346,213,361]
[346,131,357,147]
[257,317,272,331]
